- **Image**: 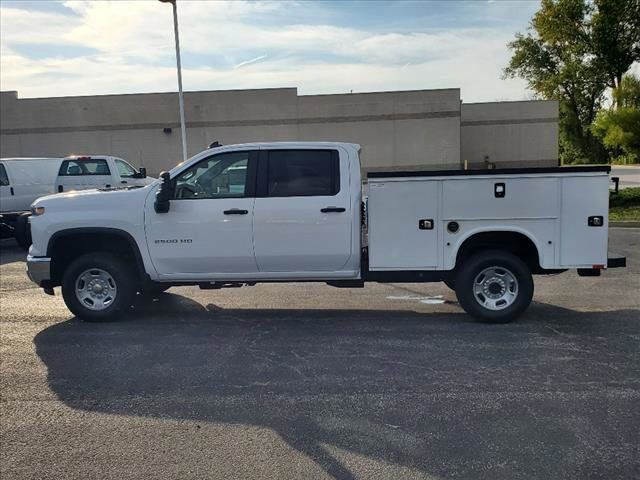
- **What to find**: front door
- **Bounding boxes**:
[144,150,259,278]
[253,148,353,272]
[113,157,150,187]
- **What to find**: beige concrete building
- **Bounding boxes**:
[461,100,559,169]
[0,88,558,175]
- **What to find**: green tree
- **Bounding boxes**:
[590,0,640,92]
[504,0,640,164]
[592,74,640,162]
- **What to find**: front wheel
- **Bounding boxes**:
[61,253,136,322]
[455,250,533,323]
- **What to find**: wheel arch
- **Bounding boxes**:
[451,227,544,272]
[47,227,148,286]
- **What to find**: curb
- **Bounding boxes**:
[610,221,640,228]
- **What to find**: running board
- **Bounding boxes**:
[326,280,365,288]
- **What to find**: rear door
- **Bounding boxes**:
[252,148,352,272]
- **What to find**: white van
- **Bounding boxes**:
[1,157,63,247]
[0,158,63,213]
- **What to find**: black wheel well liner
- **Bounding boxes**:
[454,231,542,272]
[47,227,148,285]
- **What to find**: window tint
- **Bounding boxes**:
[174,151,251,199]
[267,150,339,197]
[115,159,136,178]
[0,164,8,186]
[59,159,110,176]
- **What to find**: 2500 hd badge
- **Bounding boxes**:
[154,238,193,244]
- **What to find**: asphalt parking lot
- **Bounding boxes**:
[1,229,639,480]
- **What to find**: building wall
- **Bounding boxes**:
[1,88,557,176]
[461,100,559,169]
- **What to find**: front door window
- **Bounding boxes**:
[174,152,250,200]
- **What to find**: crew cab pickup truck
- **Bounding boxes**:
[26,142,625,323]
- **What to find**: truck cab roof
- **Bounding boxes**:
[204,142,361,153]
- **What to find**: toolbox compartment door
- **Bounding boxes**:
[368,180,439,270]
[559,175,609,267]
[442,177,559,220]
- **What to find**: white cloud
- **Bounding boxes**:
[0,0,531,102]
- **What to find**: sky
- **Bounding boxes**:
[0,0,543,101]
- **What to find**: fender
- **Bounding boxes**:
[448,225,545,270]
[46,227,151,280]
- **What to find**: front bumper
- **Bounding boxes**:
[26,255,51,286]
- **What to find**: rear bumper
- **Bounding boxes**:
[26,255,51,286]
[607,254,626,269]
[577,254,626,277]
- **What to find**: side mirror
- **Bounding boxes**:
[137,167,147,179]
[154,171,172,213]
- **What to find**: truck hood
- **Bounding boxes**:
[33,184,154,208]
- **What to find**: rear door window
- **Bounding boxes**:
[59,159,111,176]
[0,164,9,186]
[266,150,339,197]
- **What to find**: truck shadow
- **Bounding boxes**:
[34,292,640,479]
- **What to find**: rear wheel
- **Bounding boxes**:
[61,252,136,322]
[455,250,533,323]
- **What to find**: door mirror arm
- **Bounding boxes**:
[154,171,173,213]
[135,167,147,179]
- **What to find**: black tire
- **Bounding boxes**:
[15,213,31,250]
[61,252,136,322]
[443,278,456,291]
[454,250,533,323]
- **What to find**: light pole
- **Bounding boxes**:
[159,0,187,162]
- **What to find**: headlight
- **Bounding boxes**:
[31,206,45,216]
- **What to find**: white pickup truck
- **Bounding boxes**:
[26,142,625,323]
